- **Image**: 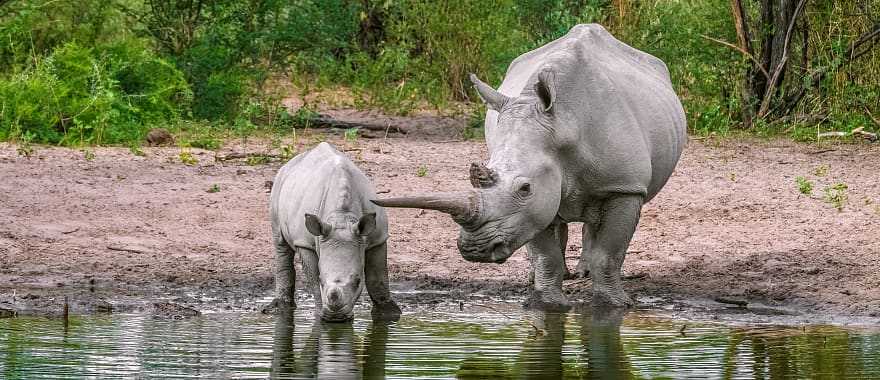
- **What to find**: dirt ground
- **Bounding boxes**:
[1,119,879,321]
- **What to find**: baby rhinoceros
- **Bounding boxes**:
[268,142,400,322]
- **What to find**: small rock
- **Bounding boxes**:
[0,305,15,318]
[146,128,174,146]
[152,302,200,319]
[92,300,113,313]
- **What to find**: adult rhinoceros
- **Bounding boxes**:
[375,24,686,309]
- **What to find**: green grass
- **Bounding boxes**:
[823,183,849,211]
[417,165,428,177]
[796,176,813,195]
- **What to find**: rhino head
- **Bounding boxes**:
[373,73,562,264]
[304,212,376,322]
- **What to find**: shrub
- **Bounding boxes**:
[0,39,191,145]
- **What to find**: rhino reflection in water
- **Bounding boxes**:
[270,305,389,379]
[374,24,687,309]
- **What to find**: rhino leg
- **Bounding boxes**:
[524,222,571,311]
[572,222,597,279]
[269,237,297,312]
[530,222,570,283]
[299,247,322,315]
[590,195,642,308]
[365,242,401,321]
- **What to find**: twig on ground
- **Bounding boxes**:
[714,297,748,307]
[807,149,835,154]
[216,152,279,161]
[61,227,79,234]
[107,245,150,254]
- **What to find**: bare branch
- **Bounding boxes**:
[758,0,808,118]
[701,35,770,79]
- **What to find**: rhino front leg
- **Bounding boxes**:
[524,222,571,311]
[365,242,401,321]
[299,247,322,315]
[530,221,571,283]
[265,238,296,314]
[572,222,597,279]
[590,195,642,307]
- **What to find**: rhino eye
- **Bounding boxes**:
[518,183,531,196]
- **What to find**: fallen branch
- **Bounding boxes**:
[852,126,878,142]
[107,245,150,255]
[714,297,748,307]
[307,114,407,135]
[216,152,280,161]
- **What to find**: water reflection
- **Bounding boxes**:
[1,305,879,378]
[271,305,389,379]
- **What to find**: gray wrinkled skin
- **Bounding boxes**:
[269,142,400,322]
[375,24,686,309]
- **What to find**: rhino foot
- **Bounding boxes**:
[261,297,296,315]
[592,289,634,308]
[571,261,590,279]
[371,301,402,322]
[523,289,571,312]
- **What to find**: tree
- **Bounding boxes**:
[721,0,880,128]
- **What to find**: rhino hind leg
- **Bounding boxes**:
[572,222,597,279]
[524,222,571,312]
[590,195,643,308]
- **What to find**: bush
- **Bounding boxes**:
[0,39,191,145]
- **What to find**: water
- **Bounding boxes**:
[1,305,879,379]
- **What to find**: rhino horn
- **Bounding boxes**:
[371,191,480,225]
[469,73,509,111]
[469,162,498,188]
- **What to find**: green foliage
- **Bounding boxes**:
[1,0,876,145]
[129,143,146,157]
[245,154,271,166]
[823,183,848,211]
[179,150,198,165]
[207,184,220,193]
[0,39,191,145]
[188,138,221,151]
[344,128,359,143]
[796,176,813,195]
[279,144,297,161]
[416,165,428,177]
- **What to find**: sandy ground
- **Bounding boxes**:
[1,122,879,321]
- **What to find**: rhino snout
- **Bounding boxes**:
[327,288,344,311]
[459,241,512,264]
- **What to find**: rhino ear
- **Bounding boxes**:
[469,73,509,111]
[357,212,377,236]
[304,213,331,237]
[534,68,556,112]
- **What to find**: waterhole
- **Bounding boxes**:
[1,303,878,379]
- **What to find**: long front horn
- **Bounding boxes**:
[371,191,480,225]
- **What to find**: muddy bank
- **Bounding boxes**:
[1,128,879,322]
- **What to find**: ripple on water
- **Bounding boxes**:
[1,308,879,379]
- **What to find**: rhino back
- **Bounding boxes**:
[269,142,388,249]
[488,24,686,201]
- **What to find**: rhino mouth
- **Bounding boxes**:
[459,240,512,264]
